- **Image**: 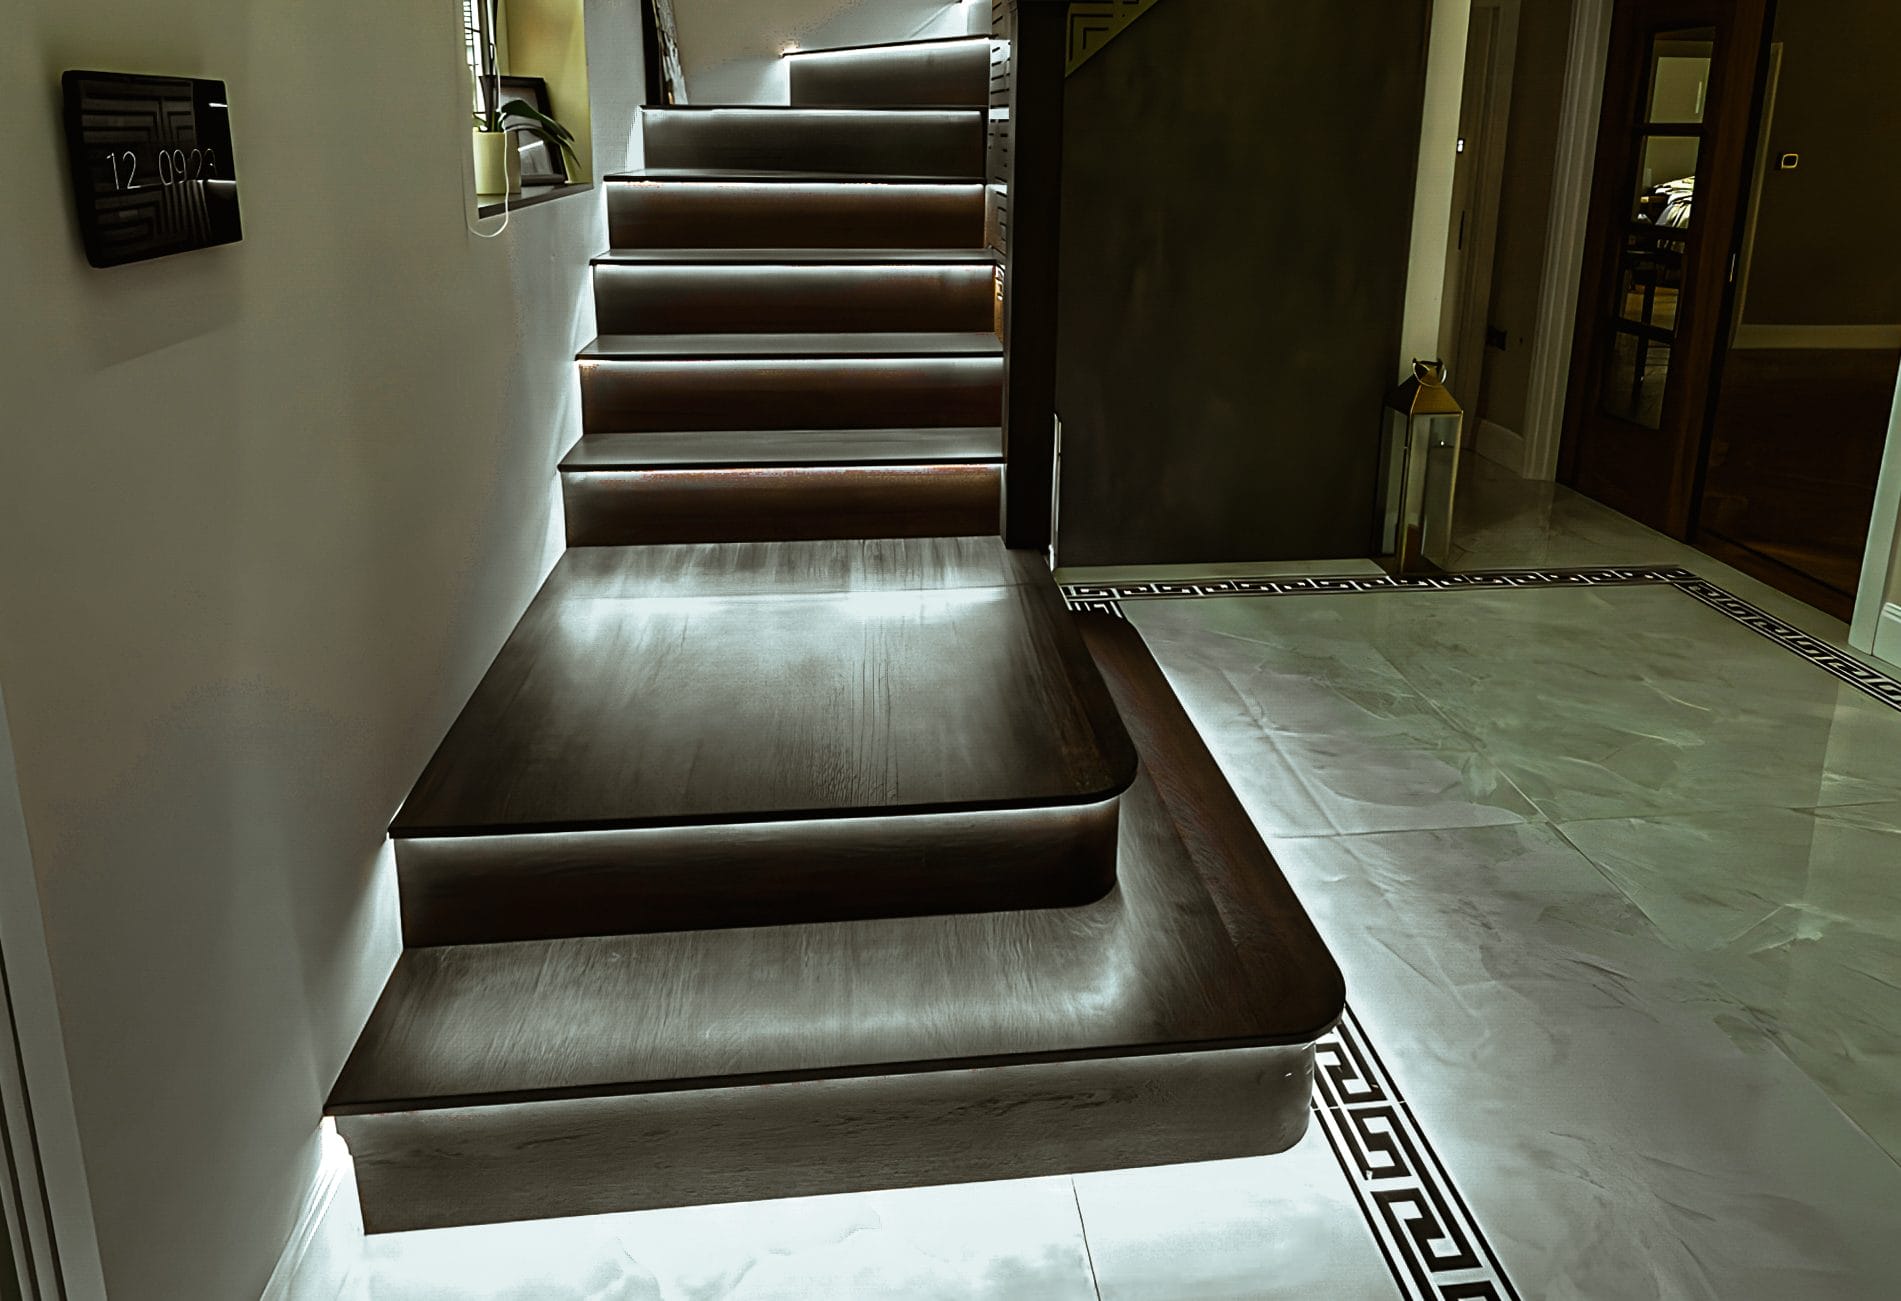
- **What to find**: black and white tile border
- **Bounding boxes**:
[1062,565,1901,711]
[1670,578,1901,710]
[1061,564,1901,1299]
[1314,1006,1521,1301]
[1061,564,1696,604]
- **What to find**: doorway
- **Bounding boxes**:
[1558,0,1772,536]
[1692,2,1901,620]
[1438,0,1520,421]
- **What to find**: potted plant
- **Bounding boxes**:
[473,97,580,196]
[468,0,580,195]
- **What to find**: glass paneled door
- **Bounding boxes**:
[1559,0,1772,536]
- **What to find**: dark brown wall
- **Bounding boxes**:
[1053,0,1430,566]
[1743,0,1901,327]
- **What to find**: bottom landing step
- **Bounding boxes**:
[560,428,1002,544]
[329,614,1343,1233]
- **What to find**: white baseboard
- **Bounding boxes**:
[1475,418,1528,476]
[1873,602,1901,669]
[261,1122,361,1301]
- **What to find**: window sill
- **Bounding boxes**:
[476,181,594,219]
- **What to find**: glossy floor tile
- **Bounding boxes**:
[1450,450,1886,656]
[1446,451,1686,573]
[1364,585,1901,820]
[357,1176,1099,1300]
[1255,824,1901,1300]
[1129,583,1901,827]
[1560,802,1901,1159]
[1071,1137,1396,1300]
[1122,598,1541,837]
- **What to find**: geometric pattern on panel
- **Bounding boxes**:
[1672,578,1901,710]
[1314,1007,1523,1301]
[1065,0,1164,74]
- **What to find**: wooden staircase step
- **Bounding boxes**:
[578,331,1002,362]
[591,249,997,335]
[386,538,1135,943]
[578,340,1002,433]
[786,35,993,109]
[605,172,985,250]
[559,427,1003,470]
[560,463,1001,546]
[590,249,1000,266]
[331,613,1342,1233]
[641,107,984,178]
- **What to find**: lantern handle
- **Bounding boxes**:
[1413,358,1449,387]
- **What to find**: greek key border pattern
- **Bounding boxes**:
[1313,1006,1521,1301]
[1670,579,1901,710]
[1061,564,1695,604]
[1060,564,1901,712]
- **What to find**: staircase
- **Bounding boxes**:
[329,29,1342,1235]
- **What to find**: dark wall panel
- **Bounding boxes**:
[1054,0,1430,565]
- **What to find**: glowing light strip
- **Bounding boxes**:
[645,108,981,121]
[577,355,1001,370]
[617,180,983,194]
[781,36,991,60]
[564,464,1000,480]
[593,263,995,280]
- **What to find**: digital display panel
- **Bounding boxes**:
[62,70,242,268]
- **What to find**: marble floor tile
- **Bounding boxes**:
[1123,596,1541,837]
[1263,823,1901,1301]
[1559,802,1901,1160]
[1449,451,1874,653]
[1072,1135,1397,1300]
[360,1176,1099,1301]
[1447,453,1689,574]
[1359,585,1901,820]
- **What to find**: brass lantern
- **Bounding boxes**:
[1376,360,1464,572]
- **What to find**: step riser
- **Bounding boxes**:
[642,109,984,177]
[580,358,1003,432]
[788,41,992,109]
[394,797,1110,946]
[562,465,1001,546]
[608,182,984,250]
[340,1044,1313,1233]
[592,263,996,334]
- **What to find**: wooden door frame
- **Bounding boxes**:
[1555,0,1773,537]
[1440,0,1523,423]
[1520,0,1615,481]
[1852,382,1901,664]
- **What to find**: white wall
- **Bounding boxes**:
[0,3,629,1298]
[673,0,974,104]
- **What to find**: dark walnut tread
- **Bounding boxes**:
[391,537,1133,839]
[331,612,1341,1231]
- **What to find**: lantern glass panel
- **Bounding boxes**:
[1417,413,1463,568]
[1377,405,1412,555]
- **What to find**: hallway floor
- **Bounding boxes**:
[352,459,1901,1298]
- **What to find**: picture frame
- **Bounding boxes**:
[498,74,567,186]
[642,0,690,106]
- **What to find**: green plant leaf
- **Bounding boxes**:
[499,99,575,142]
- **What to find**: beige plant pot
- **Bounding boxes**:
[472,129,521,197]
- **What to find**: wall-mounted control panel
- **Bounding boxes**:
[62,70,242,268]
